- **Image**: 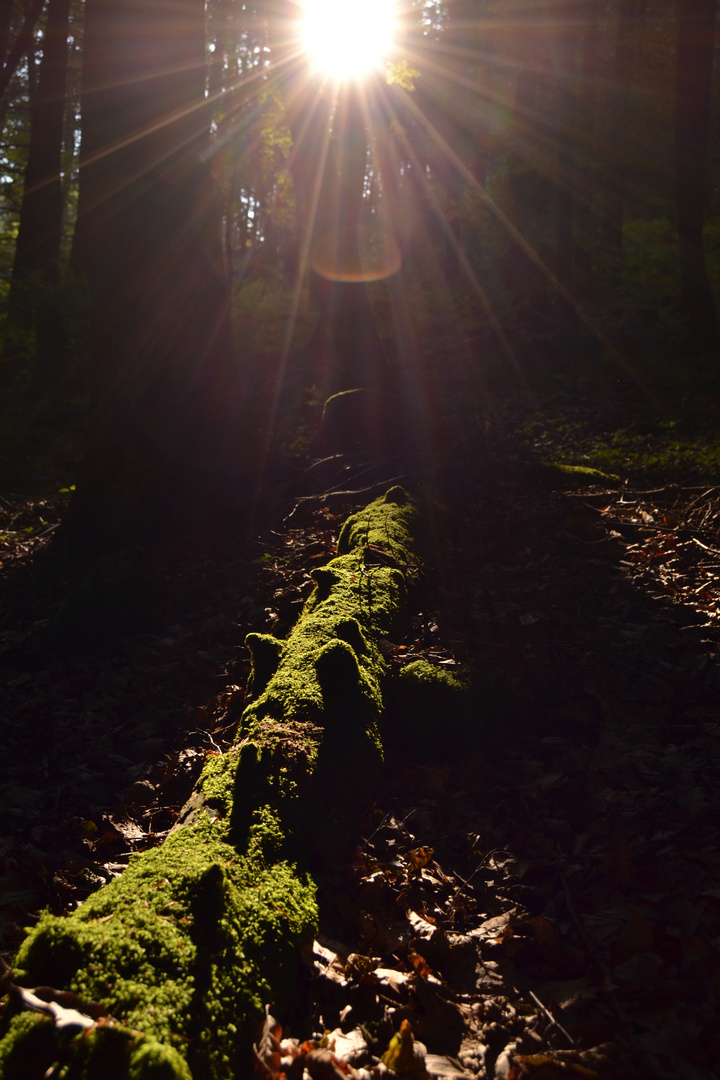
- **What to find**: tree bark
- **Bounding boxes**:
[66,0,237,542]
[675,0,718,353]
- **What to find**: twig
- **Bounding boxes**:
[527,989,575,1047]
[691,536,720,558]
[683,486,719,513]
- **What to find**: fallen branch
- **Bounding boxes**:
[0,488,424,1080]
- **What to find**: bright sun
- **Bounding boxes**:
[300,0,396,82]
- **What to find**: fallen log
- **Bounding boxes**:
[0,487,423,1080]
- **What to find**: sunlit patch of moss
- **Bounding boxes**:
[336,486,419,567]
[532,461,620,487]
[231,489,421,854]
[0,823,317,1080]
[194,746,241,817]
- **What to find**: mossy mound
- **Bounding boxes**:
[317,389,405,456]
[385,659,470,759]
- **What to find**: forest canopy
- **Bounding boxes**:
[0,0,716,522]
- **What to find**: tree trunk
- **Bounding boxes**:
[553,3,576,285]
[0,0,44,105]
[66,0,237,542]
[324,88,390,394]
[675,0,718,353]
[7,0,71,379]
[0,0,13,68]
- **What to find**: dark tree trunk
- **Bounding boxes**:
[675,0,718,353]
[327,90,378,389]
[0,0,44,104]
[65,0,237,542]
[602,0,636,260]
[553,3,576,285]
[0,0,13,67]
[8,0,70,378]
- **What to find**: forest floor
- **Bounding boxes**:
[1,341,720,1080]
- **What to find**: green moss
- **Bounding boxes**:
[231,489,421,854]
[386,659,470,759]
[336,486,419,566]
[0,824,317,1079]
[245,633,283,697]
[531,461,620,487]
[0,1007,193,1079]
[193,747,241,816]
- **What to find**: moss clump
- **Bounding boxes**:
[336,486,419,566]
[0,1014,191,1080]
[385,659,470,759]
[245,633,283,696]
[318,389,404,455]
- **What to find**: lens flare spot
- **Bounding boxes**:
[311,225,402,282]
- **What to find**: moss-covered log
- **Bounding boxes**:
[0,488,422,1080]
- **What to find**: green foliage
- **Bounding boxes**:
[231,279,313,357]
[586,429,720,481]
[519,414,720,485]
[386,59,420,90]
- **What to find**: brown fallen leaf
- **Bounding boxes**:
[406,848,434,873]
[408,910,442,944]
[254,1005,284,1076]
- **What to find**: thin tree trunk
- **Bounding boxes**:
[675,0,718,353]
[554,2,576,284]
[603,0,635,258]
[8,0,70,379]
[0,0,13,67]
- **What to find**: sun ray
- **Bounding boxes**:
[252,82,338,496]
[375,89,530,398]
[396,84,620,360]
